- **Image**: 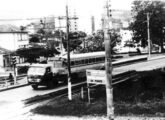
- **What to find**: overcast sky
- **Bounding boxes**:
[0,0,133,32]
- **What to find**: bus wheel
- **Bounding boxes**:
[31,85,38,90]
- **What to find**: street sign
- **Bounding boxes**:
[86,70,106,85]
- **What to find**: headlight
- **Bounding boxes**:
[36,79,41,82]
[28,78,41,83]
[28,78,32,82]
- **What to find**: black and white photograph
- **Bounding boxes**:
[0,0,165,120]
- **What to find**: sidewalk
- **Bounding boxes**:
[148,53,165,60]
[0,75,28,92]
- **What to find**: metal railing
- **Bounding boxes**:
[0,75,28,90]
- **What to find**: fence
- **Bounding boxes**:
[0,75,28,90]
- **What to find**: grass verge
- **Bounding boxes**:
[31,70,165,117]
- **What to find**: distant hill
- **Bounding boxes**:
[0,24,20,32]
[0,46,12,53]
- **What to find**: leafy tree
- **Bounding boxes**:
[20,26,26,31]
[15,25,62,63]
[29,35,40,43]
[80,30,121,54]
[62,31,86,52]
[110,30,122,52]
[130,0,165,52]
[16,42,60,63]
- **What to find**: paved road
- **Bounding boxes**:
[0,83,68,120]
[1,55,165,120]
[113,57,165,75]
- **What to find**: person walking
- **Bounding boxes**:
[9,73,14,85]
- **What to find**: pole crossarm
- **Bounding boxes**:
[69,17,78,20]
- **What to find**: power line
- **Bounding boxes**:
[0,16,78,22]
[0,18,42,21]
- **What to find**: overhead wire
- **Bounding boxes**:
[0,15,78,22]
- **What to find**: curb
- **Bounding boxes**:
[0,83,29,92]
[148,55,165,61]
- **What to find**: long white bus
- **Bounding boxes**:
[49,51,105,77]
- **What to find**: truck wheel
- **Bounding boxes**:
[53,80,58,86]
[47,81,54,89]
[31,85,38,90]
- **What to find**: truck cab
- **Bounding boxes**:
[27,64,56,89]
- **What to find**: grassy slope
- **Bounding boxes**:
[31,70,165,117]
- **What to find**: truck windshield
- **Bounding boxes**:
[54,60,63,68]
[28,67,45,75]
[54,60,67,68]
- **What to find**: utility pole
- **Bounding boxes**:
[104,0,114,120]
[66,4,72,101]
[65,2,78,101]
[11,57,17,84]
[58,17,64,55]
[147,12,151,60]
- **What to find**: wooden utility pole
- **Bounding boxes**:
[66,4,72,101]
[13,64,17,85]
[147,12,151,60]
[104,0,114,119]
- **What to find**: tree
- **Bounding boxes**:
[15,43,60,63]
[62,31,86,52]
[80,30,121,54]
[130,0,165,52]
[15,24,62,63]
[29,35,40,43]
[14,19,63,63]
[110,30,122,54]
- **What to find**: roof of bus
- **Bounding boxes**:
[61,51,105,60]
[16,63,30,67]
[29,64,52,68]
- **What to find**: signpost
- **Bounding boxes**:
[86,70,106,103]
[86,70,106,85]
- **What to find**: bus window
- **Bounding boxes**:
[81,59,85,64]
[46,67,51,73]
[96,58,99,62]
[85,59,88,64]
[98,57,102,62]
[62,61,67,67]
[75,60,81,65]
[91,58,95,63]
[75,60,78,65]
[79,60,82,65]
[89,58,92,63]
[94,58,97,63]
[102,57,105,61]
[71,61,75,66]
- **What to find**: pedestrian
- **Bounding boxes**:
[136,48,141,55]
[9,73,14,85]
